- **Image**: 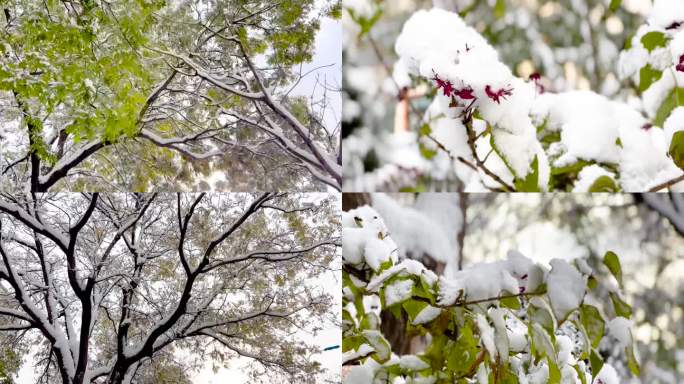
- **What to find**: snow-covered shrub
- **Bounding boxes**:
[342,206,639,384]
[344,0,684,192]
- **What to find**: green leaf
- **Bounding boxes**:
[446,318,479,375]
[500,295,521,310]
[351,8,384,38]
[574,364,588,384]
[529,301,555,336]
[580,305,605,348]
[343,335,366,352]
[530,323,556,364]
[609,292,633,318]
[654,88,684,127]
[603,251,623,288]
[548,356,561,384]
[572,319,591,360]
[641,31,669,53]
[626,344,641,376]
[389,303,402,319]
[419,142,438,160]
[668,130,684,170]
[362,330,392,362]
[424,334,448,371]
[609,0,622,12]
[419,123,432,137]
[402,299,428,322]
[590,349,604,378]
[587,275,598,290]
[412,283,436,305]
[514,156,541,192]
[494,0,506,19]
[588,175,619,192]
[639,64,663,92]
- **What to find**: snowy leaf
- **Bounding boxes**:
[402,299,429,322]
[515,156,541,192]
[668,130,684,169]
[654,88,684,127]
[399,355,430,371]
[602,251,623,289]
[547,259,585,322]
[530,323,556,364]
[588,176,619,192]
[412,305,442,325]
[580,304,605,348]
[362,330,392,363]
[385,279,415,307]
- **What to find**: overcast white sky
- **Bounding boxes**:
[290,15,342,134]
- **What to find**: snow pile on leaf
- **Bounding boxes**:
[395,8,547,188]
[343,205,640,384]
[370,193,465,277]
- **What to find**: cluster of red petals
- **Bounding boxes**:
[677,55,684,73]
[454,86,475,100]
[432,75,455,97]
[432,72,476,102]
[485,85,513,104]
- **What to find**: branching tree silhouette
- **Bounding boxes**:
[0,192,340,383]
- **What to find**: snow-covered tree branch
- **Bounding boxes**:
[0,0,342,192]
[0,192,340,383]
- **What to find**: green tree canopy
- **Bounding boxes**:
[0,0,342,192]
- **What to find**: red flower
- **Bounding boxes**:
[432,73,454,97]
[485,85,513,104]
[529,73,541,81]
[454,86,475,100]
[677,63,684,73]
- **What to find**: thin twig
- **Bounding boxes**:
[648,173,684,192]
[463,118,514,191]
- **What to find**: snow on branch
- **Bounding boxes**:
[342,204,639,384]
[0,193,338,383]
